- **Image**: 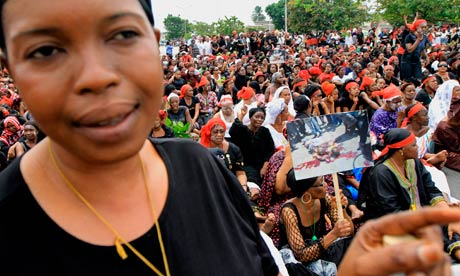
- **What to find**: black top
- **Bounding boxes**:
[359,158,444,221]
[179,96,200,119]
[0,138,278,276]
[402,34,429,63]
[167,106,187,125]
[229,118,275,172]
[415,88,432,107]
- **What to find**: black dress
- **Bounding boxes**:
[229,118,275,185]
[0,138,279,276]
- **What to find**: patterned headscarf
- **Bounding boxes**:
[428,80,460,132]
[0,116,23,146]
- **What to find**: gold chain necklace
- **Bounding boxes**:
[48,141,170,276]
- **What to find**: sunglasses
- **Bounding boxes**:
[439,64,448,68]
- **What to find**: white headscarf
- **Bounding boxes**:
[264,98,286,125]
[428,79,460,132]
[167,93,179,102]
[273,85,296,117]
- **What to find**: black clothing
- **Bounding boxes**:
[150,125,175,139]
[415,88,433,107]
[0,138,279,276]
[359,158,444,221]
[230,118,275,184]
[179,96,200,119]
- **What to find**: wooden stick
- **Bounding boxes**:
[332,173,344,220]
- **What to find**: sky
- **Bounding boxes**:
[151,0,279,32]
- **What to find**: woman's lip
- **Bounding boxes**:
[73,105,139,144]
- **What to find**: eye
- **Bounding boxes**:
[27,46,61,59]
[112,30,139,41]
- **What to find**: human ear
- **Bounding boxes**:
[153,27,161,45]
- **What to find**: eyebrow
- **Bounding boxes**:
[12,12,146,42]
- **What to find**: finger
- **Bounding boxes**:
[362,208,460,237]
[354,241,445,276]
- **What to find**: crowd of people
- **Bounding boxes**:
[2,0,460,274]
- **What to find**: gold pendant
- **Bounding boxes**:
[410,204,416,211]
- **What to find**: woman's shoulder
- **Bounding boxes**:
[0,157,25,206]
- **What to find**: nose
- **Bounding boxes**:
[73,45,121,95]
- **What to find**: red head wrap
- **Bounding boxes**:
[411,19,427,32]
[345,81,359,92]
[158,110,168,120]
[401,102,425,127]
[180,84,193,99]
[196,77,209,88]
[237,86,255,100]
[292,80,307,92]
[359,76,374,91]
[200,118,227,148]
[299,70,310,81]
[422,76,436,86]
[309,67,322,75]
[372,84,402,100]
[321,82,336,97]
[378,132,416,158]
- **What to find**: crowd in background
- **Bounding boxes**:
[3,14,460,275]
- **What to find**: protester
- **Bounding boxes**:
[0,1,280,275]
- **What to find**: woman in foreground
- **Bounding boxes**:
[0,1,279,275]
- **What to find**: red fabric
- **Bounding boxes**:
[359,76,374,91]
[180,84,192,99]
[237,86,255,100]
[378,133,416,159]
[401,102,424,127]
[411,19,427,32]
[321,82,336,96]
[345,81,359,92]
[200,118,226,148]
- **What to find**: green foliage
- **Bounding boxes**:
[164,118,191,139]
[376,0,460,26]
[214,16,246,35]
[252,6,267,23]
[191,21,215,37]
[292,0,369,31]
[266,0,286,31]
[163,14,189,40]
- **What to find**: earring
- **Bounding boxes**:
[400,150,404,156]
[301,192,312,205]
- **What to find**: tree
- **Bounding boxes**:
[290,0,369,32]
[214,16,245,35]
[265,0,285,31]
[252,6,266,23]
[376,0,460,26]
[191,21,215,37]
[163,14,189,40]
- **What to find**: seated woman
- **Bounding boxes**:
[166,93,193,135]
[402,103,452,201]
[150,110,175,139]
[359,128,460,261]
[279,170,353,276]
[230,107,275,186]
[179,84,201,130]
[200,118,248,191]
[213,95,236,142]
[264,98,290,151]
[433,105,460,201]
[7,121,40,161]
[428,80,460,133]
[272,85,295,119]
[0,116,23,166]
[233,86,258,125]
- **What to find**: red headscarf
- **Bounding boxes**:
[180,84,192,99]
[196,77,209,88]
[411,19,427,32]
[360,76,375,91]
[372,84,402,100]
[200,118,226,148]
[345,81,359,92]
[0,116,23,146]
[237,86,255,100]
[401,102,425,127]
[321,81,336,97]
